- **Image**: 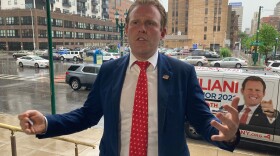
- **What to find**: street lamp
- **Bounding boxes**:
[30,8,36,50]
[22,2,36,50]
[275,37,278,60]
[115,9,128,56]
[253,6,263,65]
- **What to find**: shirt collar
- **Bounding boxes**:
[244,104,259,112]
[129,49,158,70]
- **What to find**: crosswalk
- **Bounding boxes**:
[0,74,47,82]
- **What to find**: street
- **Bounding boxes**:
[0,54,104,128]
[0,53,278,155]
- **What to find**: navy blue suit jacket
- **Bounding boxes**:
[38,54,238,155]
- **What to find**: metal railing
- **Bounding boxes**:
[0,123,96,156]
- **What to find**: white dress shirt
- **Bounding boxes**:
[119,51,158,156]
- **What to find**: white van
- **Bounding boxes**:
[186,67,280,148]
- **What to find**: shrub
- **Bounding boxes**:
[220,48,231,58]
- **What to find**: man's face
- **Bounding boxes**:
[125,4,166,59]
[241,80,265,106]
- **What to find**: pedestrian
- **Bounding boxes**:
[18,0,240,155]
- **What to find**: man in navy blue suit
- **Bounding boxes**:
[18,0,240,155]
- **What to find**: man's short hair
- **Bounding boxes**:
[242,76,266,92]
[125,0,167,29]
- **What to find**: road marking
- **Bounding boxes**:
[0,74,48,82]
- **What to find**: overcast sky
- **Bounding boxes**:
[161,0,279,31]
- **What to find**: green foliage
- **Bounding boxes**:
[220,48,231,57]
[238,31,253,50]
[258,24,280,57]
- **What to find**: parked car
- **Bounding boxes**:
[39,52,60,60]
[180,56,208,66]
[12,50,34,59]
[60,51,83,61]
[86,50,95,57]
[16,55,49,68]
[209,51,220,58]
[164,49,177,56]
[265,60,280,72]
[191,49,220,58]
[65,64,100,90]
[210,57,248,68]
[103,52,120,62]
[33,49,48,55]
[178,49,190,55]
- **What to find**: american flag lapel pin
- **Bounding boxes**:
[162,75,169,80]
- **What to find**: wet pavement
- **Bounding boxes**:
[0,113,275,156]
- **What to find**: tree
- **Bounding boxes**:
[238,31,249,50]
[258,24,280,59]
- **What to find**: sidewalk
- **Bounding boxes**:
[0,113,264,156]
[0,113,101,156]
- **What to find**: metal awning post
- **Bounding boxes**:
[75,143,78,156]
[10,131,17,156]
[45,0,56,114]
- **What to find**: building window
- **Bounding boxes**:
[95,33,101,39]
[93,24,99,30]
[54,19,63,27]
[7,30,18,37]
[76,32,84,39]
[39,30,47,38]
[8,0,11,5]
[0,17,4,25]
[86,23,91,30]
[77,22,86,29]
[205,8,208,15]
[205,0,208,5]
[0,30,5,37]
[204,17,208,24]
[64,31,71,38]
[204,34,207,40]
[22,29,33,38]
[101,34,105,40]
[38,17,47,25]
[54,31,63,38]
[21,16,32,25]
[204,26,207,32]
[6,17,19,25]
[108,26,113,32]
[91,34,95,39]
[64,20,73,28]
[85,33,91,39]
[100,25,105,31]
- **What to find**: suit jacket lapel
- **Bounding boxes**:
[157,54,173,133]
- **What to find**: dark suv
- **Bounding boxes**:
[65,64,100,91]
[191,49,220,58]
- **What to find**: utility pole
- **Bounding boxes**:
[252,6,263,66]
[255,6,263,48]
